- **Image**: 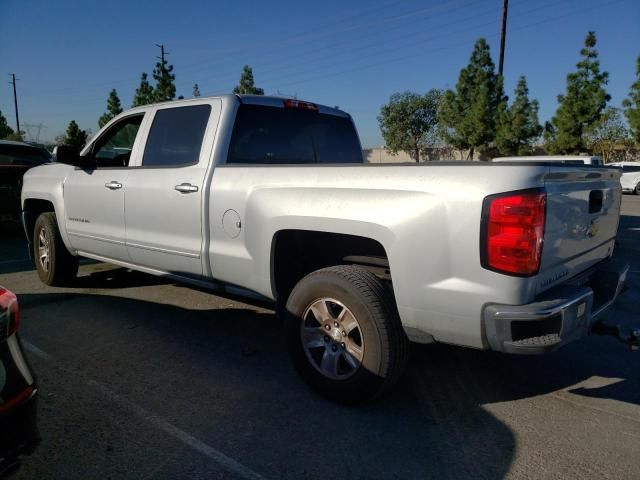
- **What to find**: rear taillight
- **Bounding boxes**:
[480,189,546,276]
[0,287,20,337]
[0,386,34,413]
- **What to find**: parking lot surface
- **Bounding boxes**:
[1,196,639,480]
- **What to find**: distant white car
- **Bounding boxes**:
[609,161,640,194]
[492,155,604,166]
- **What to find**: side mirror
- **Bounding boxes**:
[54,145,95,169]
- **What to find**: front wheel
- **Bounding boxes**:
[33,212,79,286]
[634,183,640,195]
[285,265,409,404]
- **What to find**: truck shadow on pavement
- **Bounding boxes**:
[16,289,640,480]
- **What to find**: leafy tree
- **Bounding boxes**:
[623,55,640,144]
[64,120,88,147]
[586,107,630,162]
[193,83,201,98]
[378,89,443,162]
[438,38,506,159]
[0,110,15,139]
[132,73,155,107]
[233,65,264,95]
[545,32,610,154]
[495,76,542,155]
[98,89,123,128]
[153,56,176,102]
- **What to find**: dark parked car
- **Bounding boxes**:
[0,141,52,222]
[0,287,39,477]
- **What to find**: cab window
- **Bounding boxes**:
[142,105,211,168]
[92,115,144,168]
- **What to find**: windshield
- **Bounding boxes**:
[0,144,52,166]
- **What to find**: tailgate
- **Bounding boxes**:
[537,166,622,293]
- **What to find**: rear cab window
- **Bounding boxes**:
[227,103,362,165]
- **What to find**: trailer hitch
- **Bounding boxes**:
[592,321,640,351]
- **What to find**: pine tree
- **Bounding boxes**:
[495,76,542,155]
[622,56,640,144]
[132,73,155,107]
[438,38,506,159]
[0,110,15,139]
[193,83,201,98]
[64,120,88,147]
[545,31,610,154]
[233,65,264,95]
[98,89,123,128]
[153,57,176,102]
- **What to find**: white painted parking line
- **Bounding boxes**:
[22,341,55,362]
[21,340,268,480]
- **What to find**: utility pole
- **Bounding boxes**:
[155,44,167,72]
[498,0,509,76]
[8,73,20,134]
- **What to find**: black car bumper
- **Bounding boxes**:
[484,257,629,354]
[0,391,39,474]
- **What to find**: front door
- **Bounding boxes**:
[64,114,145,261]
[125,102,219,277]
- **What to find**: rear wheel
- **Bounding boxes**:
[634,182,640,195]
[33,212,78,286]
[285,265,409,404]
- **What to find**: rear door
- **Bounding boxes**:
[64,113,146,260]
[124,100,221,277]
[537,166,622,292]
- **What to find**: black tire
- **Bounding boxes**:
[33,212,78,286]
[635,183,640,195]
[285,265,409,404]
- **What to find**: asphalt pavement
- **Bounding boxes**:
[1,196,639,480]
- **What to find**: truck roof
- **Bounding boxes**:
[126,94,350,118]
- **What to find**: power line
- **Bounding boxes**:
[11,0,624,109]
[258,0,624,93]
[13,0,513,101]
[8,73,20,134]
[253,0,573,91]
[18,0,478,99]
[149,0,554,95]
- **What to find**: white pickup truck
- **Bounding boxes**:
[21,95,631,403]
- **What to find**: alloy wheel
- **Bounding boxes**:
[301,298,365,380]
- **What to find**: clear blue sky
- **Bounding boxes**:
[1,0,638,147]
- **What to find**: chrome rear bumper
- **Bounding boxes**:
[484,258,629,354]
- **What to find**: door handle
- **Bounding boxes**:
[175,183,199,193]
[105,181,122,190]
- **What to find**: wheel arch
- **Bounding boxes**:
[22,196,73,253]
[270,229,393,303]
